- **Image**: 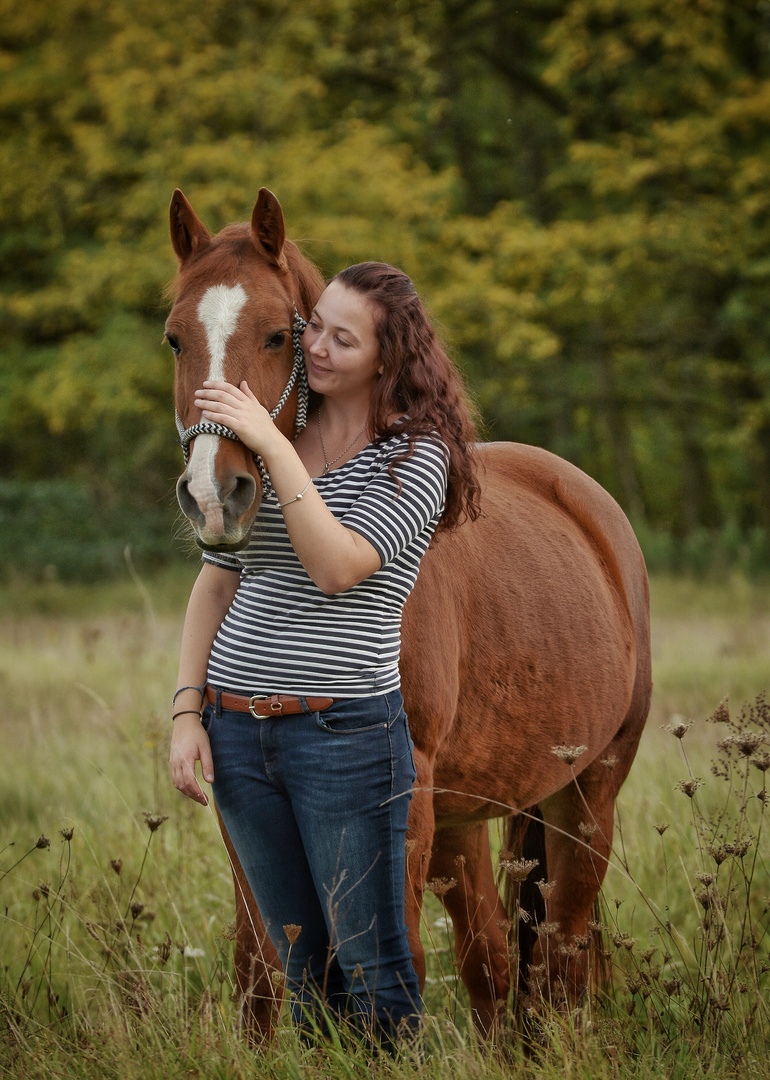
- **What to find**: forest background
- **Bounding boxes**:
[2,0,770,581]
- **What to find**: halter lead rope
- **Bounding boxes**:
[174,309,309,496]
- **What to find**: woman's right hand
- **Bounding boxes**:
[169,714,214,805]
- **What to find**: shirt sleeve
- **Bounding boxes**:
[342,435,448,566]
[202,549,243,572]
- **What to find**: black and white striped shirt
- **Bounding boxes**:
[202,433,448,698]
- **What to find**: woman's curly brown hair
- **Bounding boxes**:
[331,262,482,531]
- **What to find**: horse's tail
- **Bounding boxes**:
[499,810,610,998]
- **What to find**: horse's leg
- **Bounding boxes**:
[217,809,283,1040]
[429,822,511,1036]
[404,749,436,995]
[533,718,643,1006]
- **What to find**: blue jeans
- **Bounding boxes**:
[202,688,421,1043]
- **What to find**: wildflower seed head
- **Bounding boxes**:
[728,836,753,858]
[130,901,145,919]
[536,879,557,899]
[500,857,539,882]
[552,744,588,766]
[270,970,285,986]
[696,872,715,885]
[708,698,730,725]
[143,813,168,833]
[155,934,172,963]
[719,732,765,757]
[587,920,606,934]
[751,751,770,773]
[283,923,302,945]
[600,755,618,770]
[110,859,123,876]
[35,835,50,850]
[677,777,703,798]
[59,827,74,841]
[654,823,670,835]
[708,842,728,865]
[426,876,458,897]
[758,788,768,805]
[454,854,466,867]
[664,716,692,739]
[613,932,636,951]
[38,881,50,898]
[578,821,599,840]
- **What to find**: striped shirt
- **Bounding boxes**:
[202,433,448,697]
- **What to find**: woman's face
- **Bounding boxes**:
[302,280,383,401]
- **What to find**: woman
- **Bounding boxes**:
[169,262,480,1044]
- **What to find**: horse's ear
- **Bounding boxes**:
[170,189,211,264]
[251,188,287,269]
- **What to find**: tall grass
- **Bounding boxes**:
[1,569,768,1077]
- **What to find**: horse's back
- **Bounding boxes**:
[399,441,651,816]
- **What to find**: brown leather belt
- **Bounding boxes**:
[205,685,334,719]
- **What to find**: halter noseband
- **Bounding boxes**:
[174,309,309,496]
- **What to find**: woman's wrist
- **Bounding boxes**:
[172,709,202,722]
[172,684,206,719]
[172,684,205,707]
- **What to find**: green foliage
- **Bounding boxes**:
[2,0,770,578]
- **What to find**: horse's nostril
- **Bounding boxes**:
[226,473,257,517]
[176,476,205,525]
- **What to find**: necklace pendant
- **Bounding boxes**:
[323,464,330,475]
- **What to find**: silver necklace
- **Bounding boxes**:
[317,411,367,474]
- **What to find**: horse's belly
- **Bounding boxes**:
[402,446,643,818]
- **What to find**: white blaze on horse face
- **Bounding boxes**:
[197,284,248,380]
[187,284,249,518]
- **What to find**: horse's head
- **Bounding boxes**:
[166,188,324,551]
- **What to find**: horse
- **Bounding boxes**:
[166,186,652,1037]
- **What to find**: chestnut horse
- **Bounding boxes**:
[166,187,652,1036]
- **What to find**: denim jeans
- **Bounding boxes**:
[202,688,422,1043]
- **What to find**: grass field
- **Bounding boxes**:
[1,566,768,1078]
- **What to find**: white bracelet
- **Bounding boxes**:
[278,479,313,508]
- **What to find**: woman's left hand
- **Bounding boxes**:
[194,380,280,455]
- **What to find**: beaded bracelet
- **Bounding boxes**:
[172,709,202,722]
[172,685,205,707]
[278,479,312,509]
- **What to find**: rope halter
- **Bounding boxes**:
[174,309,309,496]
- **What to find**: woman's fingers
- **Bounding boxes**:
[169,720,213,805]
[193,380,273,453]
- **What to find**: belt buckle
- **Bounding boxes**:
[248,695,282,719]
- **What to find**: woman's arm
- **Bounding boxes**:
[194,380,382,594]
[169,562,240,804]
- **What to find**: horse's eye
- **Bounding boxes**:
[165,333,181,356]
[265,332,286,351]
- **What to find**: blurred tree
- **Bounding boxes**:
[1,0,769,576]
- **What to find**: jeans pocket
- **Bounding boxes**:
[200,703,214,733]
[315,694,394,735]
